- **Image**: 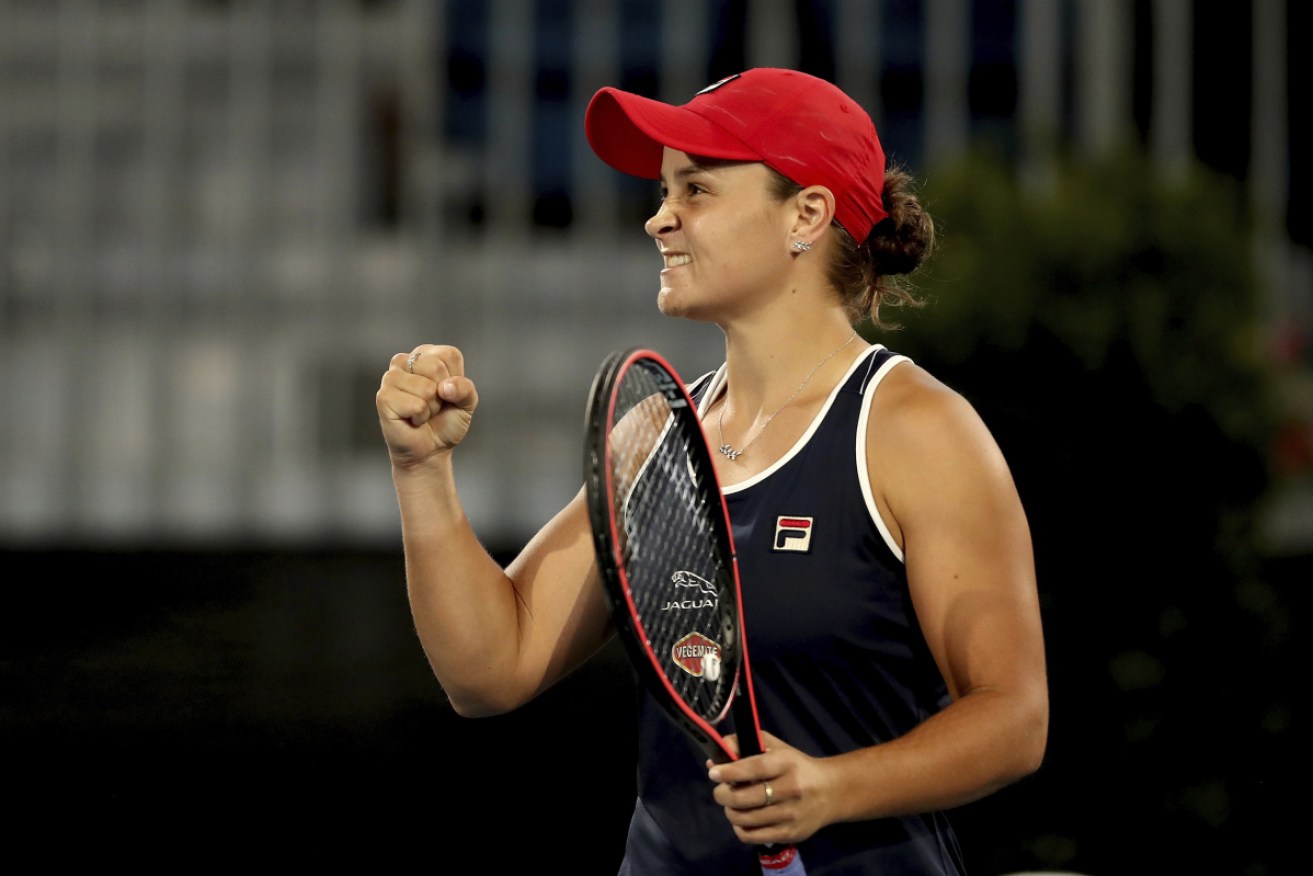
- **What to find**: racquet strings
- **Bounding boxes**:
[606,358,739,727]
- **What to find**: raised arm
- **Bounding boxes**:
[377,344,613,717]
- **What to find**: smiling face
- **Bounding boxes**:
[644,148,799,322]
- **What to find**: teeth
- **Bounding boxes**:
[665,254,691,267]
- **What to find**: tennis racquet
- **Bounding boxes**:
[583,348,806,875]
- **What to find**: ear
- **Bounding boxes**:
[789,185,837,245]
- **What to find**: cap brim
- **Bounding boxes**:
[585,87,763,180]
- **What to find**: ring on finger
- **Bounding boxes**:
[406,350,422,373]
[763,781,774,807]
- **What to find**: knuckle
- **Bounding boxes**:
[439,345,465,372]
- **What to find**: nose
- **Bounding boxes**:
[645,199,677,239]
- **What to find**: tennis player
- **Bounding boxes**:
[376,67,1048,874]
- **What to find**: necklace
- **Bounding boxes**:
[716,332,858,461]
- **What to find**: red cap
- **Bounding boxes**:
[585,68,889,244]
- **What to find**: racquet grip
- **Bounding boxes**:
[759,845,808,874]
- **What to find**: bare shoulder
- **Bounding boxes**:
[872,361,1002,459]
[868,361,1021,528]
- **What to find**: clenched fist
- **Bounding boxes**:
[376,344,480,469]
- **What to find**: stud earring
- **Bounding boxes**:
[792,239,812,252]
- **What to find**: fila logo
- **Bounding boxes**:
[774,516,814,552]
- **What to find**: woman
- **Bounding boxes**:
[376,68,1048,874]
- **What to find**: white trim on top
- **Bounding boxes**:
[855,352,911,563]
[698,345,885,495]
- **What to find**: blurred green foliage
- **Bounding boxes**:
[882,147,1280,563]
[876,148,1294,875]
[899,148,1275,452]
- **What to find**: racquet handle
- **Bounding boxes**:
[759,845,808,874]
[732,656,807,872]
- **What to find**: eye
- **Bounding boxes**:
[686,182,705,196]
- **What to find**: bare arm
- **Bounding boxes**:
[710,362,1048,843]
[378,344,612,717]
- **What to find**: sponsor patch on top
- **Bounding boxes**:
[773,516,814,552]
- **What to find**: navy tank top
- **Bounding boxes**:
[619,345,966,876]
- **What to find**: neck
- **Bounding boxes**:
[718,310,860,418]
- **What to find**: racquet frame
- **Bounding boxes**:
[583,347,766,764]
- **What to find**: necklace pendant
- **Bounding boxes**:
[713,331,856,467]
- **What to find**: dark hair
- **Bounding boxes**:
[768,166,936,327]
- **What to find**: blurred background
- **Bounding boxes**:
[2,1,1308,872]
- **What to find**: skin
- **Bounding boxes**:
[375,145,1048,848]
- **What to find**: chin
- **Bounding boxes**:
[657,285,718,323]
[656,286,683,316]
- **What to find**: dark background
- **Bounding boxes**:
[4,545,1307,874]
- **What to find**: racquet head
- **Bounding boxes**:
[583,348,807,874]
[583,348,763,764]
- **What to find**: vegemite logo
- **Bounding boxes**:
[773,516,814,552]
[672,632,722,679]
[661,570,718,612]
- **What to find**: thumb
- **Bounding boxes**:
[437,375,479,413]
